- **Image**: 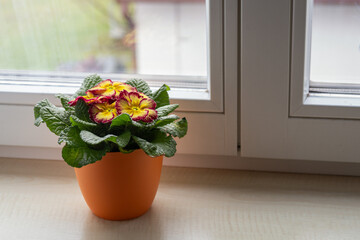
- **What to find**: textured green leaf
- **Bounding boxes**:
[70,115,97,129]
[62,127,107,168]
[40,106,71,136]
[133,131,177,157]
[80,130,117,145]
[75,74,103,97]
[110,114,132,129]
[70,115,106,135]
[75,98,92,122]
[34,99,56,126]
[154,115,179,127]
[125,79,152,97]
[156,104,179,117]
[131,120,155,128]
[55,94,74,112]
[152,84,170,108]
[115,130,132,147]
[58,127,71,144]
[80,129,131,148]
[110,114,156,135]
[158,117,188,138]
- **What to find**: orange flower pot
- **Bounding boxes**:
[74,150,163,220]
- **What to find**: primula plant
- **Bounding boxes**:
[34,75,187,168]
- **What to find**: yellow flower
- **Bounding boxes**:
[68,91,109,106]
[89,101,118,124]
[87,79,136,98]
[116,91,157,122]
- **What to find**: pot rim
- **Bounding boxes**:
[105,149,164,158]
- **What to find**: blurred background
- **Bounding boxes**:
[0,0,207,89]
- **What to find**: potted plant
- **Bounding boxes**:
[34,75,187,220]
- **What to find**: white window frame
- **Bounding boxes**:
[0,0,238,160]
[241,0,360,163]
[290,0,360,119]
[0,0,223,113]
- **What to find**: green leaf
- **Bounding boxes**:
[154,115,179,127]
[62,127,107,168]
[110,114,156,135]
[125,79,152,97]
[133,131,177,157]
[156,104,179,117]
[158,117,188,138]
[58,127,71,144]
[75,98,92,122]
[152,84,170,108]
[70,115,97,129]
[55,94,74,112]
[70,115,103,134]
[80,130,117,145]
[80,130,131,148]
[115,130,132,147]
[131,120,155,129]
[34,99,56,127]
[75,74,103,97]
[110,113,132,129]
[40,106,71,136]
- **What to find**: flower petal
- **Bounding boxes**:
[93,96,113,104]
[119,90,135,102]
[93,111,116,124]
[131,109,149,121]
[68,96,81,106]
[87,79,113,95]
[85,91,95,98]
[142,109,158,122]
[116,90,157,122]
[113,82,137,97]
[116,98,131,113]
[89,102,117,123]
[138,92,150,98]
[93,79,113,88]
[128,92,142,106]
[69,91,102,106]
[89,104,102,120]
[118,90,130,101]
[119,109,135,117]
[139,98,156,110]
[99,89,117,97]
[68,96,93,106]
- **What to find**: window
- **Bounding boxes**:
[0,0,223,111]
[289,0,360,119]
[0,0,207,88]
[0,0,238,159]
[241,0,360,163]
[310,0,360,89]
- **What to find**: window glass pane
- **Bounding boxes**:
[310,0,360,85]
[0,0,207,89]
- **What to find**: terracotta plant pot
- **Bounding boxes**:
[74,150,163,220]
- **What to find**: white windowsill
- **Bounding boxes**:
[305,93,360,107]
[0,157,359,239]
[290,93,360,119]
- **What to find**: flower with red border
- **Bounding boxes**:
[87,79,136,98]
[116,91,157,122]
[89,100,118,124]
